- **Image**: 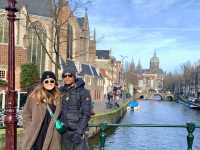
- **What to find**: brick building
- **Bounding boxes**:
[96,50,123,92]
[0,0,97,89]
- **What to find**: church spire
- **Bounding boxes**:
[129,57,135,72]
[154,50,157,57]
[150,50,159,73]
[83,8,89,31]
[136,59,142,73]
[93,28,96,41]
[85,8,88,18]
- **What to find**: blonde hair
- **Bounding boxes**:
[29,84,60,104]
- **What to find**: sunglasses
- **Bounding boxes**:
[44,79,55,84]
[63,74,73,78]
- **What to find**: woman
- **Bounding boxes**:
[22,71,61,150]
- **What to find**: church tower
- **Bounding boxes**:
[150,51,159,73]
[82,8,90,63]
[88,28,96,65]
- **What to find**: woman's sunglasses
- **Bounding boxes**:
[43,79,55,84]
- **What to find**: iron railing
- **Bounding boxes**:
[89,122,200,150]
[0,122,198,149]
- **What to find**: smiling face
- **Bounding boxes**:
[43,78,56,90]
[63,73,75,85]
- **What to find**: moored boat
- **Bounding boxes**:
[178,98,200,109]
[127,100,140,111]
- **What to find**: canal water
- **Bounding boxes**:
[89,100,200,150]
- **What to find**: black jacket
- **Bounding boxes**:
[60,78,92,135]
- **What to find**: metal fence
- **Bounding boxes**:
[0,90,27,127]
[89,122,200,150]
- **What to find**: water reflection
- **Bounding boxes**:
[152,95,162,100]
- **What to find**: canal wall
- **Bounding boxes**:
[0,100,129,149]
[88,100,129,137]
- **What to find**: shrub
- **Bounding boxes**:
[0,79,7,86]
[20,64,39,89]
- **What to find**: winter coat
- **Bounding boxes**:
[21,95,61,150]
[60,78,92,136]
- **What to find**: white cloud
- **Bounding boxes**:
[88,0,200,71]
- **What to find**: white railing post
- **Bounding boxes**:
[2,90,5,110]
[17,91,20,111]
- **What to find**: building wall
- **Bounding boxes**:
[88,39,96,66]
[0,45,27,89]
[138,73,163,91]
[83,75,104,101]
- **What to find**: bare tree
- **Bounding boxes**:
[124,60,138,86]
[163,60,200,97]
[22,0,92,78]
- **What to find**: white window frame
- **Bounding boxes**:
[0,70,6,80]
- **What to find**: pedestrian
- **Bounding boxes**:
[113,87,120,108]
[22,71,61,150]
[60,60,92,150]
[106,91,113,108]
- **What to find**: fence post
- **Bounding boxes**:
[99,123,107,150]
[186,122,195,150]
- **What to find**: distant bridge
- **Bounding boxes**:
[136,91,175,101]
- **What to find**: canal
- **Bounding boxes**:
[89,100,200,150]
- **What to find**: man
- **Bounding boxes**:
[60,60,92,150]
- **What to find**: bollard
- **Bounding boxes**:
[99,123,107,150]
[186,122,195,150]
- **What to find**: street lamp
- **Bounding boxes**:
[120,55,127,85]
[5,0,17,150]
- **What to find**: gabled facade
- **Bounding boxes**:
[96,50,122,90]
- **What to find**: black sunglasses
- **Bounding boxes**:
[44,79,55,84]
[63,74,73,78]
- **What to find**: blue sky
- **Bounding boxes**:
[85,0,200,72]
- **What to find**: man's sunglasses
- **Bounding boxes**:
[63,74,73,78]
[44,79,55,84]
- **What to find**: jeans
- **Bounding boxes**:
[61,134,89,150]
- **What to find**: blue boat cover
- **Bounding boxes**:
[128,101,139,107]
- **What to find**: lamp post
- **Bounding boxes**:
[5,0,17,150]
[120,55,127,85]
[111,58,116,86]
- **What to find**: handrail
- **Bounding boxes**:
[0,123,198,150]
[89,122,199,150]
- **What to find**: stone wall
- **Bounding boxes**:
[88,101,128,137]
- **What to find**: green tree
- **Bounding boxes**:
[20,64,40,89]
[0,79,7,86]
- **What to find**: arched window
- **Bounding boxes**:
[27,21,47,75]
[67,23,73,59]
[0,15,8,43]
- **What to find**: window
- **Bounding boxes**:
[0,70,6,80]
[0,15,8,43]
[67,24,73,59]
[27,21,47,75]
